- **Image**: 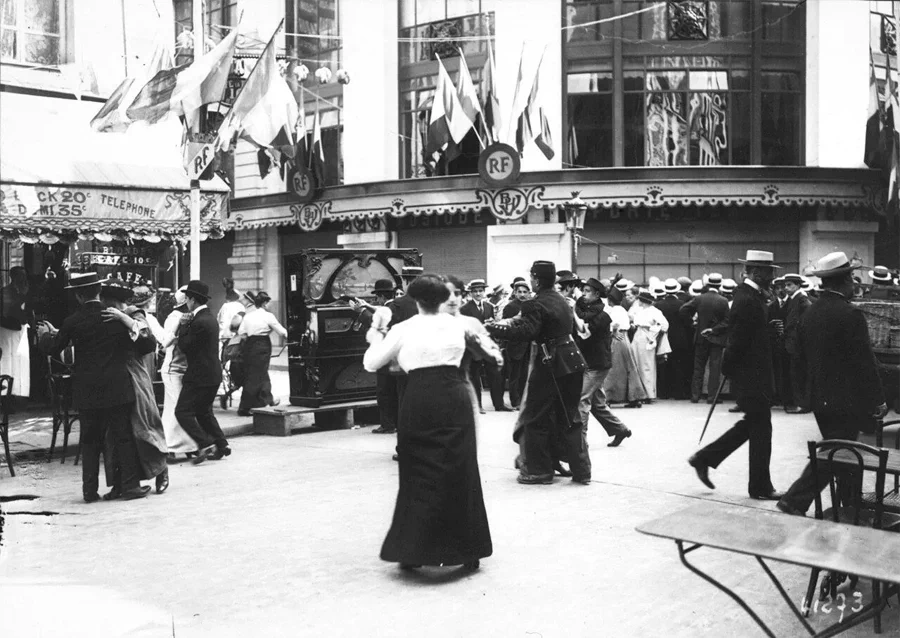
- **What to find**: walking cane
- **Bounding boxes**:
[698,376,727,445]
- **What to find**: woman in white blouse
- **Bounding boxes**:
[602,286,648,408]
[236,291,288,416]
[363,274,493,572]
[630,290,670,402]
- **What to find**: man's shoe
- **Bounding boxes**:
[191,444,216,465]
[495,404,515,412]
[371,426,397,434]
[688,454,716,490]
[392,453,399,462]
[211,446,231,461]
[121,485,151,501]
[83,492,101,503]
[237,409,252,417]
[776,500,806,516]
[517,472,554,485]
[690,397,700,404]
[478,407,487,415]
[572,477,591,485]
[784,406,803,414]
[749,490,784,501]
[102,488,121,501]
[219,395,228,410]
[155,468,169,494]
[728,405,743,413]
[608,430,632,447]
[553,462,572,477]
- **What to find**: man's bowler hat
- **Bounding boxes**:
[100,279,134,301]
[372,279,396,296]
[184,280,211,301]
[64,272,109,289]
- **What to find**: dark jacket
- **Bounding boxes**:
[0,283,29,331]
[45,300,150,410]
[386,293,419,328]
[487,288,573,344]
[501,298,529,361]
[177,306,223,387]
[574,297,612,370]
[460,299,496,324]
[679,290,730,345]
[800,291,885,416]
[783,292,811,356]
[655,294,691,351]
[721,283,775,404]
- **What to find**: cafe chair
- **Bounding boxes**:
[804,439,899,634]
[47,351,81,465]
[866,419,900,515]
[0,372,15,477]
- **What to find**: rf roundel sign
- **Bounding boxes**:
[478,143,520,187]
[288,165,316,203]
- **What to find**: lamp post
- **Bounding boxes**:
[564,191,587,271]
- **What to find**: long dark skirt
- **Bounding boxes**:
[238,336,274,411]
[381,366,493,566]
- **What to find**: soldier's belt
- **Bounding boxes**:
[543,335,574,347]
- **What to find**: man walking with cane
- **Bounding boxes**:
[688,251,783,500]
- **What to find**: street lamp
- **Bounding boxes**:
[564,191,587,270]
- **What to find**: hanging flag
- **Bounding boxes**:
[310,106,326,188]
[515,48,554,159]
[510,47,527,153]
[91,41,173,132]
[567,122,579,164]
[480,40,501,144]
[865,51,883,169]
[424,55,472,166]
[456,49,482,135]
[535,107,554,160]
[127,28,238,126]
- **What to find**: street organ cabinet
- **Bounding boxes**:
[283,248,423,407]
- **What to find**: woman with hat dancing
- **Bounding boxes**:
[364,274,493,571]
[101,279,169,495]
[236,291,288,417]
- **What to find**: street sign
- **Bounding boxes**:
[186,143,216,180]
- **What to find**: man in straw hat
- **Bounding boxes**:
[777,252,888,516]
[656,278,692,400]
[37,273,150,502]
[688,250,783,500]
[679,272,729,404]
[866,265,900,300]
[174,280,229,464]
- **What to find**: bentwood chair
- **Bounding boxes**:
[867,419,900,514]
[0,353,15,477]
[47,349,80,465]
[804,439,900,634]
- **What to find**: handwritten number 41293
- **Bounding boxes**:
[801,592,863,622]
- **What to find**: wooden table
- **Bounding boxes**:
[637,502,900,637]
[816,448,900,476]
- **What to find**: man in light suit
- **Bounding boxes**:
[461,278,510,413]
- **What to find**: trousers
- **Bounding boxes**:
[692,340,723,401]
[80,402,139,496]
[469,359,505,410]
[505,356,529,408]
[579,368,629,437]
[175,383,227,450]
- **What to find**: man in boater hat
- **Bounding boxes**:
[688,250,783,500]
[37,272,151,502]
[487,261,590,485]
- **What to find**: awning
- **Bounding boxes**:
[0,92,230,243]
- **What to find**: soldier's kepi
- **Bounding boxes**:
[486,260,591,485]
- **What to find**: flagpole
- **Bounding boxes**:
[189,0,203,280]
[506,42,526,146]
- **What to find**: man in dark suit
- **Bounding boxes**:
[461,278,509,413]
[575,278,632,447]
[679,273,729,403]
[38,272,150,502]
[502,280,532,408]
[769,276,789,407]
[656,278,693,399]
[487,261,589,485]
[174,280,229,464]
[777,252,888,516]
[781,273,812,413]
[688,251,783,500]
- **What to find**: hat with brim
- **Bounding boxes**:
[64,272,109,289]
[721,279,737,292]
[614,280,630,291]
[557,273,583,287]
[607,287,624,304]
[583,277,606,297]
[492,284,508,295]
[512,280,531,292]
[130,288,156,307]
[738,250,781,269]
[664,278,680,293]
[637,291,656,305]
[810,252,863,278]
[689,280,703,296]
[511,276,527,287]
[782,273,803,285]
[401,266,424,279]
[706,273,723,288]
[467,278,487,292]
[100,279,134,302]
[184,280,211,301]
[870,266,893,284]
[676,276,692,289]
[243,290,257,305]
[372,279,396,296]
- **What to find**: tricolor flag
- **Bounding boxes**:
[216,22,298,157]
[310,105,326,188]
[865,51,882,169]
[456,49,482,139]
[424,55,473,166]
[480,40,501,144]
[886,54,900,204]
[91,41,173,132]
[127,28,238,126]
[515,48,554,160]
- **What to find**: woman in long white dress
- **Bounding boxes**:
[630,291,669,402]
[603,287,647,407]
[157,286,197,456]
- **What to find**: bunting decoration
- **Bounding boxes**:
[515,48,554,160]
[91,41,173,132]
[480,40,501,145]
[310,105,326,189]
[424,55,473,169]
[865,50,883,169]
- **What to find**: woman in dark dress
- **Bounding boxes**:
[363,274,495,571]
[236,291,288,416]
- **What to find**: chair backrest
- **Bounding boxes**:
[808,439,889,529]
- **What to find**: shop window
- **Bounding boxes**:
[0,0,65,66]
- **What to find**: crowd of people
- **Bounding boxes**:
[31,274,286,503]
[352,248,891,573]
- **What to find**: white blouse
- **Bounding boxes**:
[632,304,669,332]
[238,308,288,338]
[364,313,466,373]
[605,305,631,331]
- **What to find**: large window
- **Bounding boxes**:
[399,1,494,179]
[871,1,898,98]
[565,0,805,168]
[1,0,65,66]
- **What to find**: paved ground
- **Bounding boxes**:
[2,388,899,637]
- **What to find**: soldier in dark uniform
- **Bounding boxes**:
[487,261,590,485]
[688,250,783,500]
